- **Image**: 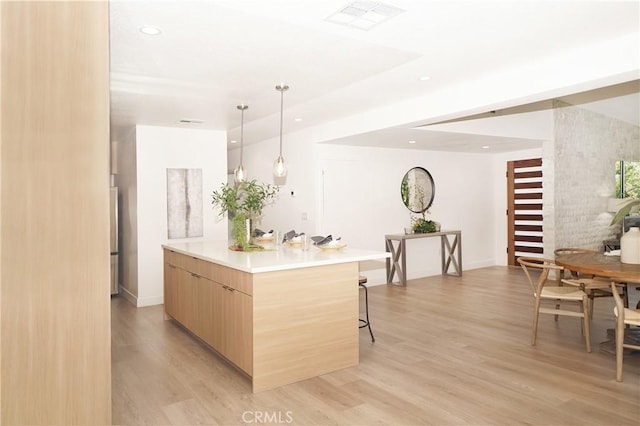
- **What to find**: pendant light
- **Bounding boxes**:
[273,84,289,178]
[234,104,248,184]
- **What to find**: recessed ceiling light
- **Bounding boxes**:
[230,140,237,144]
[419,75,431,81]
[408,140,416,144]
[294,118,303,122]
[139,25,162,36]
[482,145,490,149]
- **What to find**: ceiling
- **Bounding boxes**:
[109,0,640,153]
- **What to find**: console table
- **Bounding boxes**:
[385,230,462,286]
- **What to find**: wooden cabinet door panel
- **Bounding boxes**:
[223,286,253,374]
[184,272,199,331]
[195,276,215,346]
[208,281,226,352]
[164,263,179,318]
[174,268,196,328]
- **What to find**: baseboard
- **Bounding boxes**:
[117,286,163,307]
[136,294,164,307]
[119,285,137,306]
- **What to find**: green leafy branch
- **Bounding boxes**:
[211,179,279,219]
[610,199,640,225]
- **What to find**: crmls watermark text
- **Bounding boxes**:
[241,410,294,424]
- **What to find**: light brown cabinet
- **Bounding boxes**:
[2,2,112,423]
[163,246,360,392]
[220,284,252,372]
[163,250,252,374]
[163,263,179,319]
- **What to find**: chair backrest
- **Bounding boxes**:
[553,247,598,256]
[610,282,625,320]
[517,257,564,296]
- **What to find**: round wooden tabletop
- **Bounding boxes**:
[555,252,640,282]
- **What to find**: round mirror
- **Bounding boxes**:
[400,167,435,213]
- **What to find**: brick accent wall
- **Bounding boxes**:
[547,100,640,254]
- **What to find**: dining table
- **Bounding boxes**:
[554,251,640,354]
[554,252,640,283]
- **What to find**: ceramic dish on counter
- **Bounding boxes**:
[255,234,275,242]
[312,234,344,249]
[316,242,347,250]
[284,239,303,247]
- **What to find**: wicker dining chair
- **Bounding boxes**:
[553,248,598,279]
[518,257,591,352]
[554,247,628,316]
[610,282,640,382]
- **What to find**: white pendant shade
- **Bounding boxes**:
[273,155,287,178]
[234,164,246,183]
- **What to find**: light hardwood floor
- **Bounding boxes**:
[112,266,640,425]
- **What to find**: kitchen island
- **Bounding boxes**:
[162,240,389,392]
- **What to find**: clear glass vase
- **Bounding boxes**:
[231,214,252,250]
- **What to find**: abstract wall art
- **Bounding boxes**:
[167,168,203,239]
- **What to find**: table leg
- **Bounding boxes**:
[457,232,462,275]
[441,233,462,276]
[440,236,445,273]
[386,238,398,284]
[400,238,407,286]
[385,238,392,283]
[386,239,406,286]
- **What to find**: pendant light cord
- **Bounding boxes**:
[240,107,244,166]
[275,85,289,158]
[278,89,284,157]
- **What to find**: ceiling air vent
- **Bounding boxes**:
[326,1,404,30]
[179,119,204,124]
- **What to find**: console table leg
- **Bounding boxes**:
[400,239,407,286]
[440,235,445,274]
[385,238,405,286]
[385,238,392,284]
[442,233,462,276]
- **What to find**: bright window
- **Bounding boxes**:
[615,160,640,199]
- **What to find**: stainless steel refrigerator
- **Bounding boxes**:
[110,187,119,295]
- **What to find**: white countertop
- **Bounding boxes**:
[162,240,390,273]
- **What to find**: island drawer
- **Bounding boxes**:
[164,250,199,272]
[164,249,252,295]
[199,261,252,295]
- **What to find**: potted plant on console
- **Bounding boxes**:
[408,184,440,233]
[411,210,440,233]
[211,179,279,251]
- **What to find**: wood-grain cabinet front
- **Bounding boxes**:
[163,249,253,375]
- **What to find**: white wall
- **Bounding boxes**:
[317,145,502,285]
[235,135,319,235]
[116,127,138,298]
[119,125,227,306]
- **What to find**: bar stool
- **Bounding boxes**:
[359,275,375,342]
